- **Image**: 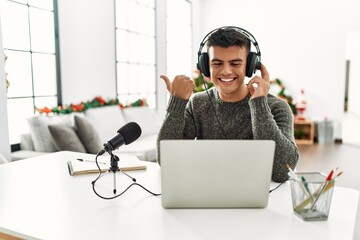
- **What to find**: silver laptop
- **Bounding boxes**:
[160,139,275,208]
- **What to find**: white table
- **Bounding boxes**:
[0,151,358,240]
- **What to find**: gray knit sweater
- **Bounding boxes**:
[157,88,299,182]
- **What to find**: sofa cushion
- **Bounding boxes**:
[27,114,74,152]
[48,124,87,152]
[114,134,157,161]
[20,133,35,151]
[74,115,102,154]
[84,105,127,144]
[122,107,161,137]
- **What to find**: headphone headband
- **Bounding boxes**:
[197,26,261,62]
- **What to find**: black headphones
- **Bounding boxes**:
[197,26,261,78]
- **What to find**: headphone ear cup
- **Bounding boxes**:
[197,53,210,77]
[246,52,259,78]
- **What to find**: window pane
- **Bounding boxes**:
[7,98,35,144]
[128,63,139,93]
[4,50,33,97]
[167,42,192,75]
[117,63,129,94]
[34,96,57,110]
[167,0,192,77]
[0,1,30,50]
[137,0,154,8]
[137,5,155,36]
[28,0,53,11]
[138,65,155,93]
[116,30,129,62]
[32,53,57,96]
[10,0,27,4]
[128,32,141,63]
[167,17,192,44]
[128,1,140,32]
[115,0,129,29]
[167,0,191,24]
[29,7,55,53]
[140,36,156,65]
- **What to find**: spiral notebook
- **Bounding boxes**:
[160,139,275,208]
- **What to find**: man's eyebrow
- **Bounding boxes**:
[229,59,243,63]
[211,58,223,62]
[211,59,243,63]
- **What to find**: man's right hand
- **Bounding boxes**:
[160,75,195,100]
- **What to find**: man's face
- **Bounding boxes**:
[208,45,248,102]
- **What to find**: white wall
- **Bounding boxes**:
[346,31,360,117]
[194,0,360,139]
[57,0,117,105]
[0,15,11,161]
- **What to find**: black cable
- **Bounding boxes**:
[202,79,228,139]
[269,180,287,193]
[92,182,161,200]
[91,153,161,200]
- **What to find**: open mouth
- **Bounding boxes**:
[219,77,236,83]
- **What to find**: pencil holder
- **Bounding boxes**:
[290,172,335,221]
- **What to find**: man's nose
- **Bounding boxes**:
[221,63,232,74]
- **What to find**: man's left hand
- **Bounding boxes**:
[247,64,270,99]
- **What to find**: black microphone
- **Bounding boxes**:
[98,122,142,155]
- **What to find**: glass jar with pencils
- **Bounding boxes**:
[288,169,342,221]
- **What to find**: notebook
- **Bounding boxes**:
[160,139,275,208]
[67,155,146,176]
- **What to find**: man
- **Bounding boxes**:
[157,27,299,182]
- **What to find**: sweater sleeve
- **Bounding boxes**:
[249,96,299,182]
[156,95,196,165]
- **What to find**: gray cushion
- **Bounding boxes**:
[27,115,72,152]
[48,124,86,153]
[84,105,127,144]
[74,115,103,154]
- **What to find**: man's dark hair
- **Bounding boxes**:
[206,27,251,53]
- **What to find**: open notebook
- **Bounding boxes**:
[67,155,146,176]
[160,139,275,208]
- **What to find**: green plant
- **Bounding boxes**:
[270,78,298,115]
[193,70,213,92]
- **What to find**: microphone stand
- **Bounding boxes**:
[108,152,136,194]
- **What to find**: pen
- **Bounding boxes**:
[310,168,340,210]
[326,169,334,181]
[286,164,297,180]
[286,164,312,200]
[76,158,106,165]
[301,175,314,201]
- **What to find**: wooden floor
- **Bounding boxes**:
[295,112,360,239]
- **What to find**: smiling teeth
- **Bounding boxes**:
[221,78,234,82]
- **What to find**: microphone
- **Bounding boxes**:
[98,122,142,155]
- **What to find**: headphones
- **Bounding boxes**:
[197,26,261,78]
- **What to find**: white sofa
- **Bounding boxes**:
[12,106,163,162]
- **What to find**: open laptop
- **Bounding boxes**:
[160,139,275,208]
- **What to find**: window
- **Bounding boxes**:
[114,0,193,109]
[1,0,59,144]
[115,0,156,108]
[166,0,192,78]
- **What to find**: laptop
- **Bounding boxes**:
[160,139,275,208]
